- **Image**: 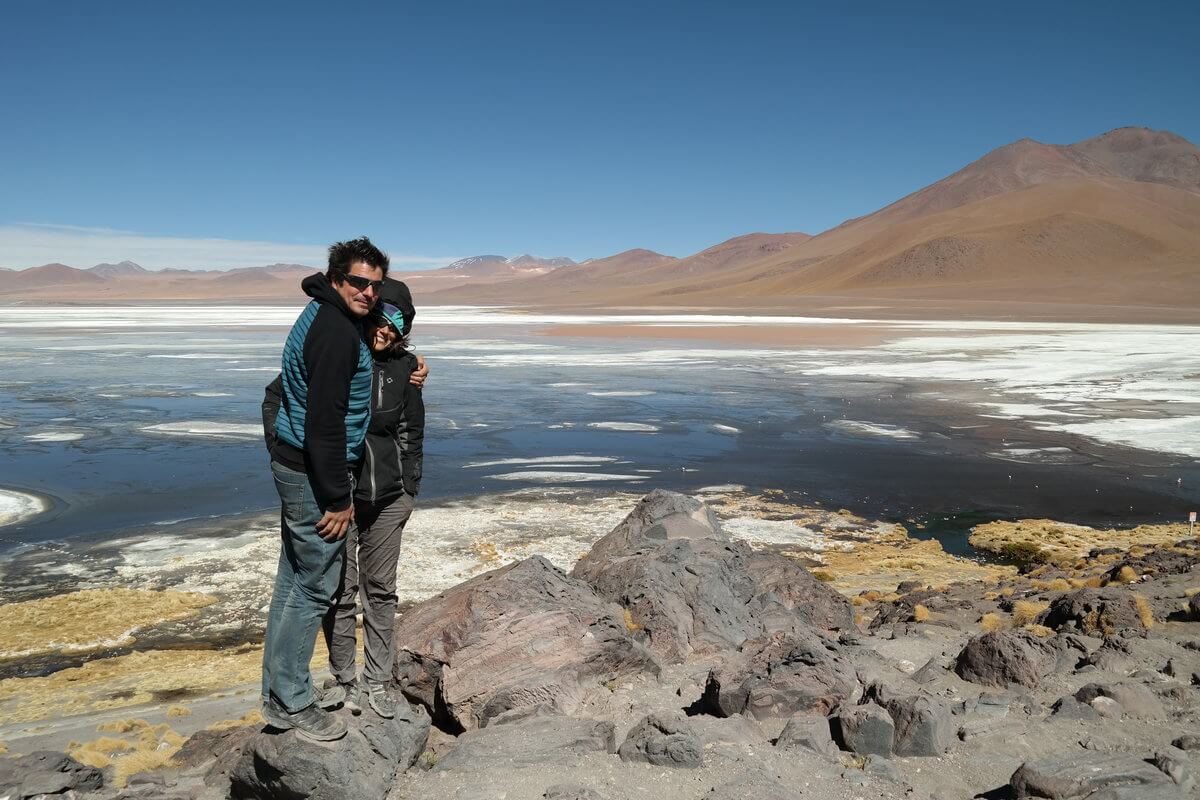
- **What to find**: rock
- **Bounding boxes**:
[833,702,894,757]
[435,714,615,771]
[1051,696,1101,721]
[1172,734,1200,751]
[544,785,606,800]
[617,713,703,768]
[1091,696,1123,718]
[572,492,853,662]
[1153,746,1195,792]
[230,699,430,800]
[774,713,839,758]
[865,688,952,756]
[862,754,904,784]
[1037,588,1152,636]
[1075,682,1166,719]
[955,629,1059,689]
[0,751,104,798]
[392,555,659,730]
[911,655,948,685]
[1010,752,1174,798]
[1190,594,1200,621]
[688,714,768,747]
[1083,637,1136,672]
[700,631,857,720]
[176,723,260,795]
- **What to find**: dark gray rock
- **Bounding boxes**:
[392,555,660,730]
[877,692,953,756]
[1074,682,1166,719]
[862,754,904,784]
[834,702,894,757]
[955,629,1059,689]
[230,698,430,800]
[1051,695,1101,721]
[700,632,857,720]
[774,713,838,758]
[0,751,104,798]
[572,491,853,662]
[1153,746,1195,792]
[1172,734,1200,751]
[544,785,606,800]
[1037,588,1152,636]
[617,713,703,768]
[1189,594,1200,621]
[177,723,260,796]
[435,714,616,771]
[1009,752,1173,798]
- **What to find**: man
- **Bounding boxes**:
[260,236,390,741]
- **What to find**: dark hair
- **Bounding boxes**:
[326,236,390,278]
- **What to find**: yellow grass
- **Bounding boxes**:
[980,612,1006,632]
[969,519,1188,565]
[207,710,264,731]
[1012,600,1049,627]
[1134,595,1155,629]
[167,705,191,717]
[70,721,186,788]
[1107,566,1139,585]
[0,589,215,660]
[623,609,643,632]
[1022,624,1055,638]
[912,604,930,622]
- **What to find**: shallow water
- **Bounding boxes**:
[0,306,1197,560]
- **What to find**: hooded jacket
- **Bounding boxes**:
[270,273,373,511]
[356,346,425,502]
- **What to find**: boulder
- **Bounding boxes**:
[229,698,430,800]
[955,630,1059,689]
[544,785,606,800]
[434,714,615,771]
[833,702,894,756]
[1153,746,1195,792]
[0,751,104,799]
[1190,594,1200,621]
[1050,696,1101,721]
[700,632,857,720]
[774,713,839,758]
[392,555,659,730]
[875,693,953,756]
[176,723,260,796]
[1037,588,1151,636]
[1074,682,1166,719]
[1009,752,1173,798]
[1172,734,1200,751]
[617,713,703,768]
[572,491,853,662]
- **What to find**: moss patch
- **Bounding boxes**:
[0,589,215,661]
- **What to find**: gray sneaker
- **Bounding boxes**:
[261,698,347,742]
[317,679,356,710]
[343,681,363,715]
[365,682,396,719]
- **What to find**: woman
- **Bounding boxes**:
[319,277,425,718]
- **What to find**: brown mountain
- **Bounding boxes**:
[3,263,106,290]
[426,126,1200,310]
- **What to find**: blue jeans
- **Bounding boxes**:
[261,461,346,712]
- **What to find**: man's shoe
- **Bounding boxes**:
[365,682,396,719]
[316,681,346,709]
[261,698,348,742]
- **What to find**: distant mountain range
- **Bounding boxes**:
[3,126,1197,312]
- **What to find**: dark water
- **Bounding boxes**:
[0,310,1197,557]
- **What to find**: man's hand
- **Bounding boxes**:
[410,354,429,388]
[315,504,354,541]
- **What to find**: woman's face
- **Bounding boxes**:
[367,320,399,353]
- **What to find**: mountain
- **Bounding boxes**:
[427,126,1200,310]
[88,260,147,278]
[1,263,106,290]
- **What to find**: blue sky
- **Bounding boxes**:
[3,1,1198,269]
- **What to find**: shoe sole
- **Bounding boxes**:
[261,706,348,742]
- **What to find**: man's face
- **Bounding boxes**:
[332,261,384,317]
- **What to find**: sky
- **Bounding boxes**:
[3,0,1198,270]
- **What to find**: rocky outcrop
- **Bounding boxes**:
[229,699,430,800]
[433,714,616,771]
[699,631,857,720]
[833,703,894,757]
[392,555,660,730]
[1074,682,1166,719]
[861,682,953,757]
[955,629,1060,689]
[1009,751,1175,798]
[774,714,839,758]
[617,713,703,768]
[0,751,103,799]
[1037,588,1151,635]
[572,491,853,662]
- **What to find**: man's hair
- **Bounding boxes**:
[326,236,390,278]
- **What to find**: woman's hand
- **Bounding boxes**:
[410,354,429,388]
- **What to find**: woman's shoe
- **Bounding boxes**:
[365,682,396,719]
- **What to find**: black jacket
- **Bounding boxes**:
[263,347,424,503]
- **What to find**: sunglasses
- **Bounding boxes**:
[336,272,384,293]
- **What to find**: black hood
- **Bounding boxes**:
[301,272,356,319]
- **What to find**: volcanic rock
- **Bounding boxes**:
[700,631,857,720]
[955,629,1059,689]
[229,698,430,800]
[774,713,839,758]
[392,555,659,730]
[1037,588,1151,636]
[434,714,616,771]
[1074,682,1166,719]
[833,702,895,756]
[0,751,104,798]
[617,713,703,768]
[1009,751,1174,798]
[573,491,852,662]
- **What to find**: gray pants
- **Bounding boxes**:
[322,492,414,686]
